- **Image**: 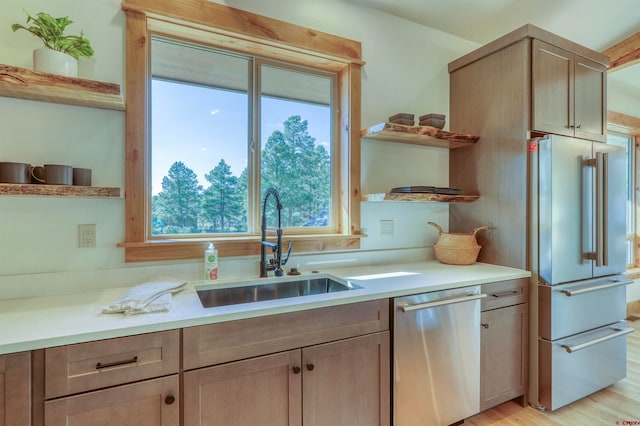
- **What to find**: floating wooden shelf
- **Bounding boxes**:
[0,64,124,111]
[363,193,479,202]
[361,122,479,148]
[0,183,121,198]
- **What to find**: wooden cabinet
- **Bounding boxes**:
[0,351,31,426]
[30,300,388,425]
[302,332,390,426]
[183,301,390,426]
[184,332,389,426]
[480,295,528,411]
[183,299,389,369]
[532,39,607,142]
[42,330,180,426]
[184,350,301,426]
[44,375,179,426]
[448,24,609,269]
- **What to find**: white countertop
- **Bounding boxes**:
[0,261,530,355]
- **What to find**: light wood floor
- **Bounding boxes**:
[465,315,640,425]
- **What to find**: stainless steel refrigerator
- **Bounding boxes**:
[530,134,634,411]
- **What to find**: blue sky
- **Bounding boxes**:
[151,80,330,195]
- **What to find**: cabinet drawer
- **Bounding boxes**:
[45,330,180,399]
[183,299,389,370]
[481,279,528,311]
[44,375,179,426]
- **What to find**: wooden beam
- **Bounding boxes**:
[603,32,640,72]
[608,110,640,136]
[122,0,362,64]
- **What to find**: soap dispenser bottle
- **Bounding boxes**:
[205,242,218,280]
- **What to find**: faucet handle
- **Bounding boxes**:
[281,241,293,266]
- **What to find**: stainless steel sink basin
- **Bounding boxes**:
[196,276,361,308]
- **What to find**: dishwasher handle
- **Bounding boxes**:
[399,293,487,312]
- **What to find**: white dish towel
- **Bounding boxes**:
[102,280,187,315]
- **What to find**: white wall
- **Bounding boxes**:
[0,0,479,299]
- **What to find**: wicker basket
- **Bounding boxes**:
[428,222,489,265]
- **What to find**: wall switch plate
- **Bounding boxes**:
[380,220,394,237]
[78,224,96,248]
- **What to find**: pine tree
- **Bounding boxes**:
[261,115,330,227]
[154,161,202,233]
[201,159,245,232]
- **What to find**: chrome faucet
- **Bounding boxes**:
[260,188,292,277]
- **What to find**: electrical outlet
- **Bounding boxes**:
[78,224,96,248]
[380,220,394,237]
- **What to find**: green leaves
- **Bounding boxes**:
[11,11,94,59]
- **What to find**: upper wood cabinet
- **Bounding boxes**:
[0,352,31,426]
[532,39,607,142]
[448,24,609,268]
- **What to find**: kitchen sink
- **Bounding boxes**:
[196,276,361,308]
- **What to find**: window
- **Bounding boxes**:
[607,131,635,267]
[120,0,363,262]
[150,39,337,236]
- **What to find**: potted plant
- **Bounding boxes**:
[11,10,94,77]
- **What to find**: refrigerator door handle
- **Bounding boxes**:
[600,151,609,266]
[585,152,607,266]
[560,326,634,353]
[592,151,610,267]
[558,278,633,297]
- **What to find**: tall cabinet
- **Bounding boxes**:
[448,23,608,271]
[447,24,609,410]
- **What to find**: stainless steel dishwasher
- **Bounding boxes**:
[393,286,486,426]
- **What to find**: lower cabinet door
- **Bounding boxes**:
[183,350,302,426]
[44,375,179,426]
[480,303,528,411]
[0,352,31,426]
[303,331,390,426]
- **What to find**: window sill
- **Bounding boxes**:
[118,234,364,263]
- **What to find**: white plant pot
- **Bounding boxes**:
[33,48,78,77]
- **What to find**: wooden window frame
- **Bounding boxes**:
[118,0,364,262]
[608,110,640,269]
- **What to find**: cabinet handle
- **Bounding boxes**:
[481,323,490,329]
[306,363,315,371]
[491,290,518,298]
[96,355,138,370]
[575,124,582,129]
[164,395,175,405]
[292,366,301,374]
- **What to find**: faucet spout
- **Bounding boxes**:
[260,188,291,277]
